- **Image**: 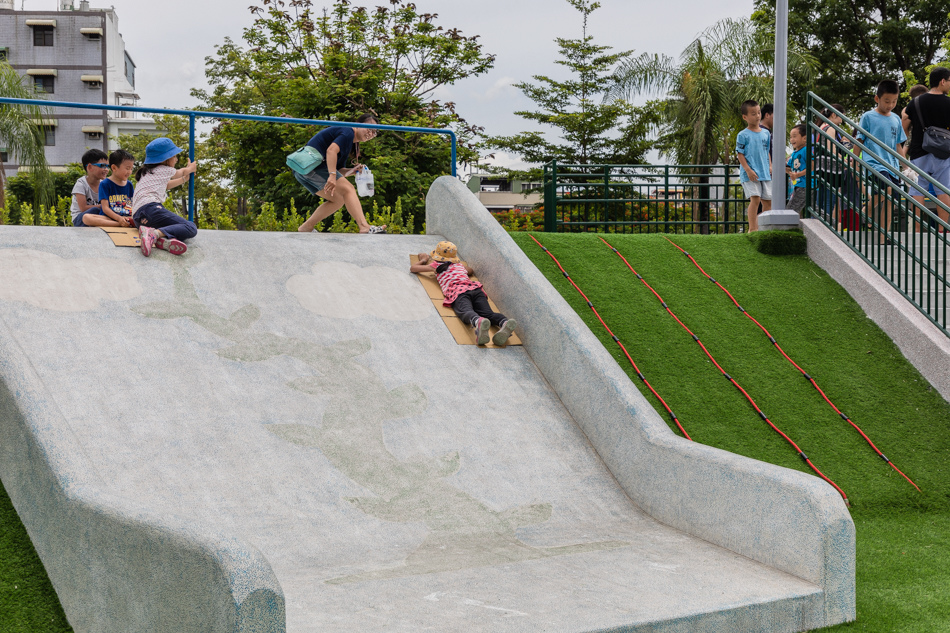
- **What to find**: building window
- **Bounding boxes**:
[42,127,55,146]
[124,52,135,88]
[0,48,8,61]
[0,151,8,162]
[33,75,54,94]
[33,26,54,47]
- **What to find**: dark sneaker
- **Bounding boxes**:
[139,226,156,257]
[492,318,518,346]
[155,236,187,256]
[474,317,491,345]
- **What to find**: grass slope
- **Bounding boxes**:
[0,479,72,632]
[511,232,950,633]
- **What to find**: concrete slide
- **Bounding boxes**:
[0,177,854,632]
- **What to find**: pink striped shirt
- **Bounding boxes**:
[431,261,482,306]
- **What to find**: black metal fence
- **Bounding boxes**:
[806,92,948,336]
[542,162,751,234]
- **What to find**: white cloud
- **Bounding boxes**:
[287,261,432,321]
[0,249,141,312]
[483,76,518,101]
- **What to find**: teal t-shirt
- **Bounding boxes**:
[857,109,906,174]
[787,147,807,189]
[736,127,771,183]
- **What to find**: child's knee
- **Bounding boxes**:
[180,221,198,239]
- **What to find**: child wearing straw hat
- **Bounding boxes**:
[410,241,518,346]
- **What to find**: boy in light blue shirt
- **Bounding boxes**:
[857,79,907,242]
[736,99,772,232]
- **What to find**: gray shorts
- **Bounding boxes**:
[741,179,772,200]
[788,188,806,214]
[909,153,950,198]
[295,167,344,195]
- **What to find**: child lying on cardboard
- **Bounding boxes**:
[410,241,518,346]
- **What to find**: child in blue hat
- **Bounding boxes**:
[131,137,198,256]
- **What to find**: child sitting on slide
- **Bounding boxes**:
[132,137,198,257]
[98,149,136,226]
[410,241,518,346]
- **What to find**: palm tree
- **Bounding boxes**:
[0,61,55,219]
[607,18,816,233]
[608,18,815,166]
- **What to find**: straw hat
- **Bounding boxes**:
[430,241,460,263]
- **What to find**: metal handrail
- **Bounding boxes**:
[0,96,458,221]
[805,92,948,336]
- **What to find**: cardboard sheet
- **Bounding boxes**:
[100,227,140,247]
[410,254,522,347]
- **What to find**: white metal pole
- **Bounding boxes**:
[772,0,789,209]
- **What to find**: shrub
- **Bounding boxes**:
[748,229,807,255]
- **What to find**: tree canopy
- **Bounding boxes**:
[487,0,659,170]
[608,18,816,166]
[752,0,950,109]
[192,0,494,227]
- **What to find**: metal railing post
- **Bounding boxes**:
[805,93,812,220]
[188,113,196,222]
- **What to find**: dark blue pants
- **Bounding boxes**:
[452,289,506,328]
[134,202,197,241]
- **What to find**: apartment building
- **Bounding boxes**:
[0,0,156,172]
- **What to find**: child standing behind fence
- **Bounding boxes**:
[132,138,198,257]
[736,99,772,232]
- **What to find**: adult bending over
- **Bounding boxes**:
[296,113,386,234]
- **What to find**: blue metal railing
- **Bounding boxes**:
[806,92,948,336]
[0,97,458,221]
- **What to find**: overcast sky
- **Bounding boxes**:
[22,0,756,166]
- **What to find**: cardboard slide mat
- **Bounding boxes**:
[100,227,140,247]
[410,254,522,347]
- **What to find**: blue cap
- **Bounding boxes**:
[144,137,184,165]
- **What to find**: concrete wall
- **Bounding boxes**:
[426,176,857,628]
[0,317,285,633]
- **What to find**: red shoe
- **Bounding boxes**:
[155,236,187,256]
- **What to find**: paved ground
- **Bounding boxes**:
[0,226,823,632]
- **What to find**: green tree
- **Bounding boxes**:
[607,18,815,233]
[609,18,816,166]
[0,62,56,215]
[192,0,494,230]
[488,0,658,169]
[752,0,950,109]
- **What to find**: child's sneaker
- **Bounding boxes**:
[474,317,491,345]
[139,226,156,257]
[155,236,187,256]
[492,318,518,346]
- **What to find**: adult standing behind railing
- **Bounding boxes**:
[294,113,387,235]
[904,67,950,226]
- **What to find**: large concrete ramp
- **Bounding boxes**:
[0,183,853,632]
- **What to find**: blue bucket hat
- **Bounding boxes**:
[144,137,184,165]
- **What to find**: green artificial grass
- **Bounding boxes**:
[0,478,72,632]
[512,231,950,633]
